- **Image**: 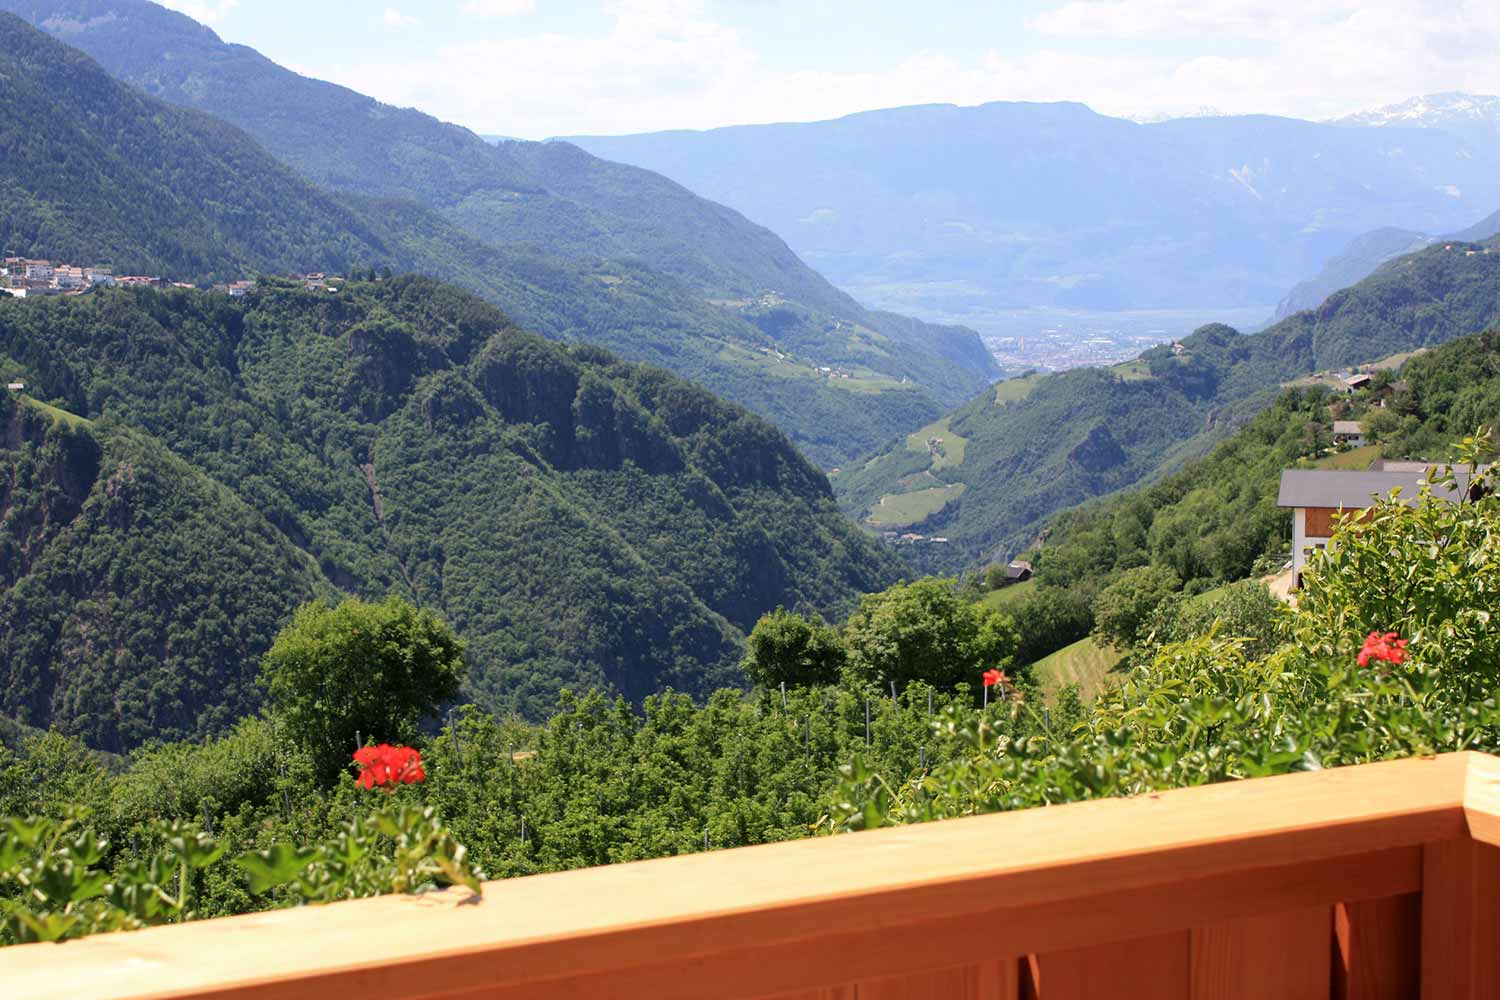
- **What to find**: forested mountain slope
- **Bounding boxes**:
[0,14,396,280]
[0,278,899,749]
[1032,327,1500,598]
[0,397,326,752]
[0,1,999,465]
[838,241,1500,570]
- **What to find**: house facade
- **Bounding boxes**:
[1277,468,1469,588]
[1332,421,1366,448]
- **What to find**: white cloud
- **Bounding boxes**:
[464,0,536,16]
[311,0,1500,137]
[155,0,239,25]
[382,8,419,28]
[1030,0,1358,40]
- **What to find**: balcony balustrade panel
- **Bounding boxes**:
[4,752,1500,999]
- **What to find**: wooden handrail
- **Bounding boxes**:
[4,752,1499,999]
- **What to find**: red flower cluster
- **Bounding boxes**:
[982,668,1008,688]
[353,744,425,789]
[1358,631,1410,668]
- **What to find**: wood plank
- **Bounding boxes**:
[0,754,1474,1000]
[1190,905,1331,1000]
[1333,895,1419,1000]
[1420,839,1500,999]
[1461,751,1500,848]
[466,850,1412,1000]
[1027,931,1188,999]
[854,960,1018,999]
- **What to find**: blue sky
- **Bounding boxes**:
[160,1,1500,138]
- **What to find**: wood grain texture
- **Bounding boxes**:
[853,960,1018,999]
[1420,839,1500,999]
[1028,931,1188,999]
[1333,894,1420,1000]
[0,753,1485,1000]
[1190,905,1332,1000]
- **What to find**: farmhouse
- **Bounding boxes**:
[1002,559,1033,584]
[1331,420,1366,448]
[1277,468,1473,589]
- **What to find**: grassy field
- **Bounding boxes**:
[1282,348,1427,389]
[1312,444,1381,470]
[1028,636,1124,702]
[979,579,1036,611]
[904,416,968,470]
[21,396,91,429]
[1111,359,1153,381]
[993,373,1041,404]
[866,483,966,527]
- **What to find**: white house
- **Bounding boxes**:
[52,266,86,290]
[1277,469,1471,588]
[1332,421,1366,448]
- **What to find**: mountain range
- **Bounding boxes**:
[0,0,999,468]
[567,101,1500,331]
[1336,92,1500,159]
[836,238,1500,570]
[1269,92,1500,323]
[0,11,911,747]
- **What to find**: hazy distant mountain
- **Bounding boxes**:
[0,0,999,467]
[1270,205,1500,323]
[1261,93,1500,323]
[1337,92,1500,157]
[568,102,1500,325]
[1272,227,1436,322]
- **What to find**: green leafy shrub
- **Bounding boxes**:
[1091,565,1181,649]
[741,609,846,690]
[824,438,1500,831]
[842,579,1020,694]
[259,596,466,783]
[0,745,481,946]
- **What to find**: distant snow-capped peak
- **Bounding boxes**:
[1123,105,1229,124]
[1336,92,1500,129]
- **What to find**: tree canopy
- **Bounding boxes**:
[260,595,466,782]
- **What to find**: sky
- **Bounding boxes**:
[156,0,1500,139]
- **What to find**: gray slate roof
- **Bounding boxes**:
[1277,469,1470,509]
[1332,421,1365,435]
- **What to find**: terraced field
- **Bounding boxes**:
[1028,636,1124,702]
[904,416,968,470]
[993,373,1042,404]
[866,483,966,527]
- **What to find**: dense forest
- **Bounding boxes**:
[0,4,999,467]
[0,277,900,747]
[839,239,1500,568]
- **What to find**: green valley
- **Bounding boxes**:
[839,240,1500,569]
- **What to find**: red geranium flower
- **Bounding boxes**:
[982,668,1006,688]
[1358,631,1409,668]
[353,744,425,789]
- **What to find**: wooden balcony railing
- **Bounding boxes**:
[5,751,1500,999]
